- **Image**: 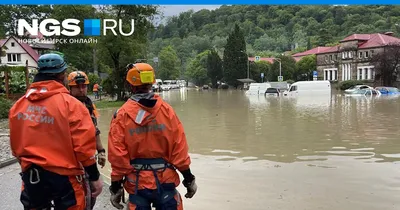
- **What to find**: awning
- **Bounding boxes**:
[237,78,256,83]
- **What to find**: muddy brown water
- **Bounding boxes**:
[97,89,400,210]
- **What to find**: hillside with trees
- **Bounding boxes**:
[1,5,400,90]
[147,5,400,86]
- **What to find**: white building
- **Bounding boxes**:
[0,36,39,71]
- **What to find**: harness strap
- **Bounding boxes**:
[129,158,176,201]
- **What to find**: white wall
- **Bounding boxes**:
[1,37,38,68]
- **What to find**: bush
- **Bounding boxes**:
[0,97,12,119]
[101,77,117,96]
[286,79,295,84]
[338,80,370,91]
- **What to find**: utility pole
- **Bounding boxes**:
[247,58,250,79]
[93,47,98,75]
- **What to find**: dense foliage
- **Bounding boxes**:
[1,5,400,90]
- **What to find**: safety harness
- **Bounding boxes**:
[127,158,177,206]
[21,165,89,210]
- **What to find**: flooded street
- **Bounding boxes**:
[97,89,400,210]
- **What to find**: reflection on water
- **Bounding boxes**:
[97,88,400,165]
[96,89,400,209]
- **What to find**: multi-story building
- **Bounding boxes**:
[315,32,400,82]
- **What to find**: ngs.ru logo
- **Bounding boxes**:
[17,19,134,37]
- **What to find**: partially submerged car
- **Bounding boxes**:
[265,87,280,97]
[375,87,400,95]
[344,85,373,94]
[345,88,381,97]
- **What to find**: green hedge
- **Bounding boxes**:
[338,80,372,91]
[0,97,12,119]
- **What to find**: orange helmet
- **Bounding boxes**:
[68,71,90,86]
[125,63,156,86]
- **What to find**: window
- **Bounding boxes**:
[349,52,353,58]
[365,51,369,58]
[334,54,338,60]
[370,50,374,56]
[289,85,297,92]
[11,42,15,47]
[7,53,22,62]
[359,52,362,59]
[329,55,332,61]
[325,55,328,62]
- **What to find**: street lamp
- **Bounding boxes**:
[274,58,282,77]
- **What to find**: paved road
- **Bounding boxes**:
[0,163,119,210]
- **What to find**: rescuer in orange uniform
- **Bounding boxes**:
[8,53,103,210]
[67,71,106,209]
[108,63,197,210]
[93,83,99,99]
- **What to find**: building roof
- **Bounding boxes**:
[25,31,44,40]
[358,33,400,49]
[0,37,39,62]
[316,45,340,54]
[292,47,331,57]
[340,34,371,42]
[248,57,275,63]
[293,57,303,62]
[340,33,400,48]
[30,42,56,50]
[237,78,256,83]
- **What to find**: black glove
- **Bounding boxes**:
[109,180,124,209]
[182,175,197,198]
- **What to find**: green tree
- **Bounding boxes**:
[207,49,223,88]
[97,5,158,100]
[223,23,247,87]
[295,55,316,81]
[158,45,180,81]
[0,5,51,36]
[250,61,271,82]
[186,50,210,86]
[371,43,400,86]
[50,5,98,72]
[269,55,297,81]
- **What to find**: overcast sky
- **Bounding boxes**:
[160,5,222,17]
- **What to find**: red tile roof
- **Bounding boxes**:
[316,45,340,54]
[25,31,44,39]
[292,47,331,57]
[293,57,302,62]
[248,57,275,63]
[358,33,400,49]
[340,33,400,49]
[341,34,371,42]
[19,41,39,61]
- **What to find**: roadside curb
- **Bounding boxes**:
[0,158,17,168]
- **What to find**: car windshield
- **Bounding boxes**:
[265,88,278,93]
[353,89,367,94]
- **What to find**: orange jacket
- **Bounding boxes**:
[93,84,99,92]
[108,94,191,193]
[9,81,97,176]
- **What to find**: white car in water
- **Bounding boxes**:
[344,85,373,94]
[345,88,381,97]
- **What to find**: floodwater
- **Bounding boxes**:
[97,89,400,210]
